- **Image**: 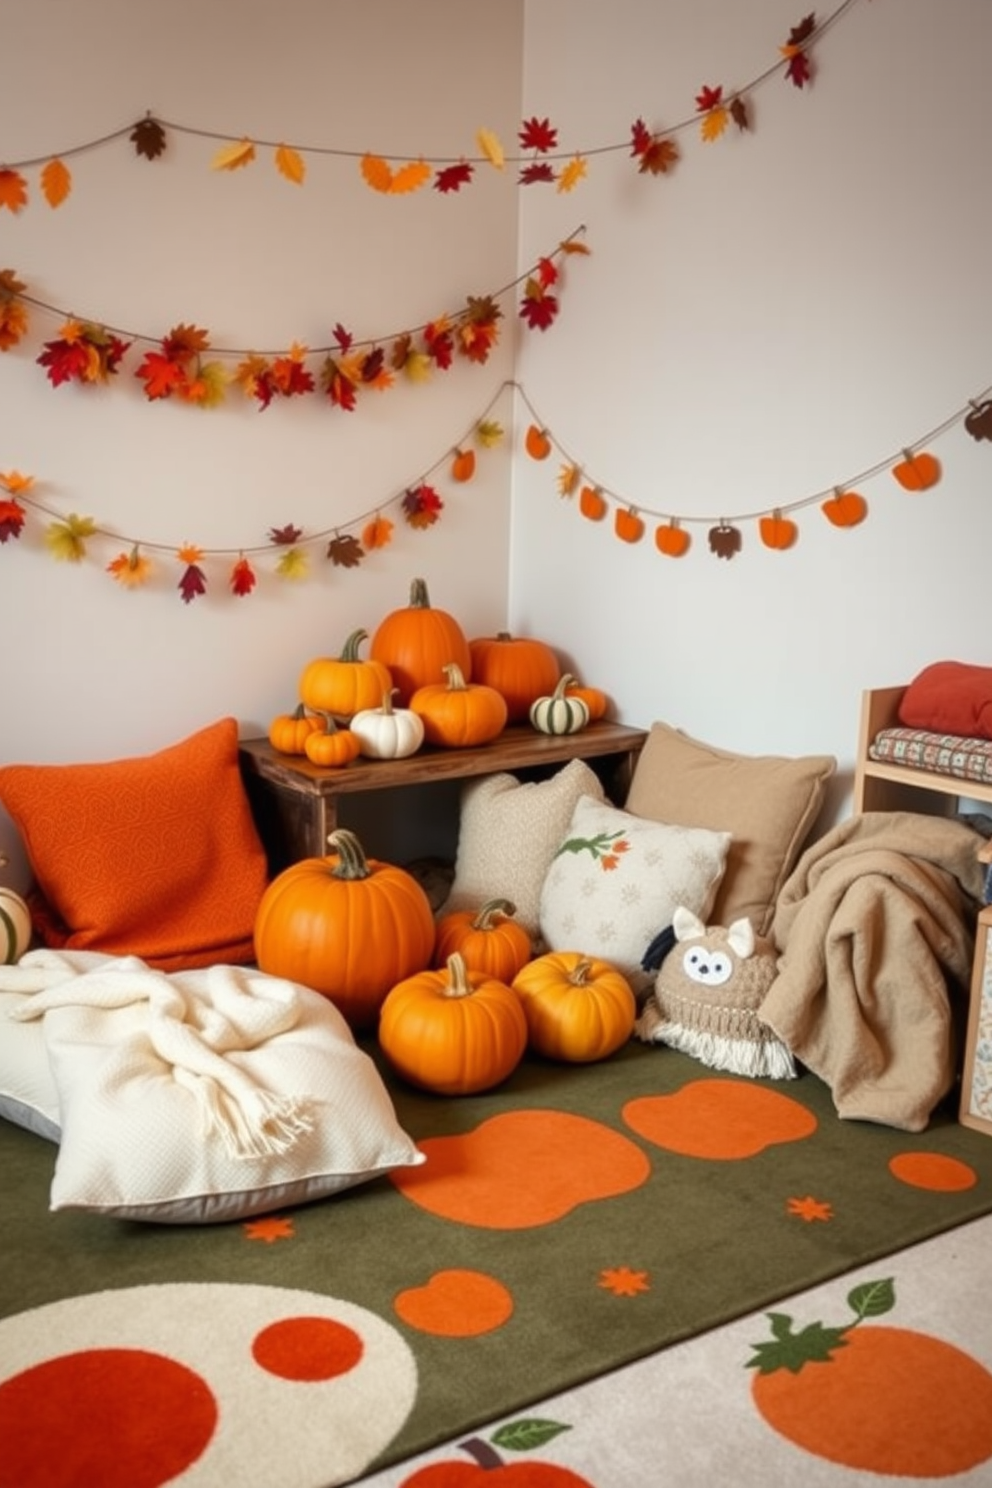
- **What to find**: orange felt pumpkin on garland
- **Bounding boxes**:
[410,663,507,748]
[821,489,868,528]
[614,507,645,544]
[579,485,608,521]
[525,424,551,460]
[759,512,798,551]
[378,951,528,1095]
[450,447,476,482]
[268,702,324,756]
[299,628,392,720]
[655,520,691,558]
[254,828,435,1030]
[468,631,560,724]
[433,898,533,982]
[892,450,941,491]
[512,950,637,1063]
[370,578,472,705]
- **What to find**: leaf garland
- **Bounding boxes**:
[0,235,588,411]
[0,6,857,209]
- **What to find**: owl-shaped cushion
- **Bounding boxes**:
[635,905,795,1078]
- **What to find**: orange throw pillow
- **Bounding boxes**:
[0,718,269,971]
[898,661,992,741]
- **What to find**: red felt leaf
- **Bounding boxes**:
[327,371,356,411]
[230,557,256,597]
[268,523,303,545]
[270,357,315,397]
[785,50,812,88]
[434,162,474,193]
[519,162,556,186]
[359,347,384,383]
[130,117,167,160]
[162,323,209,362]
[519,117,558,153]
[536,256,558,289]
[136,351,185,400]
[695,84,723,112]
[332,323,353,352]
[178,563,207,603]
[327,533,364,568]
[519,289,559,331]
[0,497,26,542]
[425,328,454,369]
[37,338,91,387]
[403,483,444,530]
[630,118,652,157]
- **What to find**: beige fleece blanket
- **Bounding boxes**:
[759,811,985,1132]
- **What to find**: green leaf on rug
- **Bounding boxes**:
[746,1312,851,1375]
[492,1419,573,1452]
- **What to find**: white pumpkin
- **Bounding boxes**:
[0,856,32,965]
[350,687,425,760]
[529,673,590,736]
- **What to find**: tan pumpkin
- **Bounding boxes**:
[253,828,436,1029]
[268,702,324,756]
[378,951,529,1095]
[529,673,589,735]
[467,631,561,724]
[410,663,507,748]
[433,898,533,982]
[0,855,31,965]
[370,578,472,706]
[299,628,392,720]
[511,950,636,1063]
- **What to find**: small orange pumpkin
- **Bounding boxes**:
[268,702,324,756]
[378,951,529,1095]
[410,663,508,748]
[303,717,361,769]
[614,507,645,544]
[655,521,691,558]
[759,512,798,551]
[253,828,436,1029]
[433,898,533,982]
[579,485,608,521]
[512,950,636,1063]
[892,450,941,491]
[525,424,552,460]
[299,628,392,720]
[370,578,473,706]
[451,447,476,482]
[821,489,868,528]
[564,678,609,722]
[468,631,561,724]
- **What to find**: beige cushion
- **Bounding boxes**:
[538,796,730,987]
[624,723,835,936]
[443,759,607,940]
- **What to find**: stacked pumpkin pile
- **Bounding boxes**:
[267,577,607,766]
[254,827,637,1096]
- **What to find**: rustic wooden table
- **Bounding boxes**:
[239,721,648,870]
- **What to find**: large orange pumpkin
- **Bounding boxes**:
[433,898,533,982]
[467,631,561,724]
[410,663,507,747]
[511,950,637,1063]
[253,828,436,1030]
[299,628,392,720]
[378,951,528,1095]
[369,578,472,705]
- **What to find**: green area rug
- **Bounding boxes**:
[3,1040,992,1487]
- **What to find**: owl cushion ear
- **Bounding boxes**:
[726,917,756,958]
[672,905,707,942]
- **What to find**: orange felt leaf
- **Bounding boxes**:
[275,144,305,184]
[360,154,394,192]
[389,160,431,195]
[212,138,256,172]
[0,298,28,351]
[0,170,29,213]
[361,515,394,550]
[41,159,71,207]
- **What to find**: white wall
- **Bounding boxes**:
[0,0,524,884]
[512,0,992,816]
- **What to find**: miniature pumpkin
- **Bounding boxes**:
[892,450,941,491]
[821,489,868,528]
[350,688,425,760]
[451,447,476,482]
[529,673,590,735]
[579,485,608,521]
[467,631,561,724]
[433,898,533,982]
[268,702,324,756]
[303,717,361,769]
[410,663,507,747]
[378,951,528,1095]
[0,856,31,965]
[253,827,436,1029]
[759,512,798,551]
[370,578,472,705]
[614,507,645,544]
[512,950,636,1063]
[655,520,691,558]
[525,424,551,461]
[564,678,609,722]
[299,628,392,720]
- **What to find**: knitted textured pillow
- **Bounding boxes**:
[0,718,269,971]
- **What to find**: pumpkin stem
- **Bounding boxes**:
[568,957,595,986]
[442,662,469,691]
[443,952,476,999]
[553,673,577,700]
[408,577,432,610]
[472,898,517,930]
[339,627,370,663]
[326,828,373,881]
[379,688,398,714]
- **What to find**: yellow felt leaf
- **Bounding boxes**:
[557,463,580,497]
[211,138,256,172]
[700,106,729,143]
[45,513,95,563]
[360,154,394,192]
[361,516,394,551]
[476,128,505,170]
[275,144,306,185]
[41,158,71,208]
[557,156,588,193]
[476,419,504,448]
[389,160,431,195]
[193,360,229,407]
[275,547,309,580]
[403,350,432,384]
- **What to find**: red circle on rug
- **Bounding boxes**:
[0,1347,217,1488]
[251,1315,365,1381]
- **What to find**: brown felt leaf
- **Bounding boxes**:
[708,523,742,559]
[638,137,679,176]
[327,533,364,568]
[41,159,71,208]
[730,96,750,131]
[131,117,167,160]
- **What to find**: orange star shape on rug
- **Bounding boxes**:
[598,1266,650,1297]
[243,1215,295,1243]
[787,1195,833,1223]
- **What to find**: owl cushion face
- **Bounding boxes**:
[635,905,795,1078]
